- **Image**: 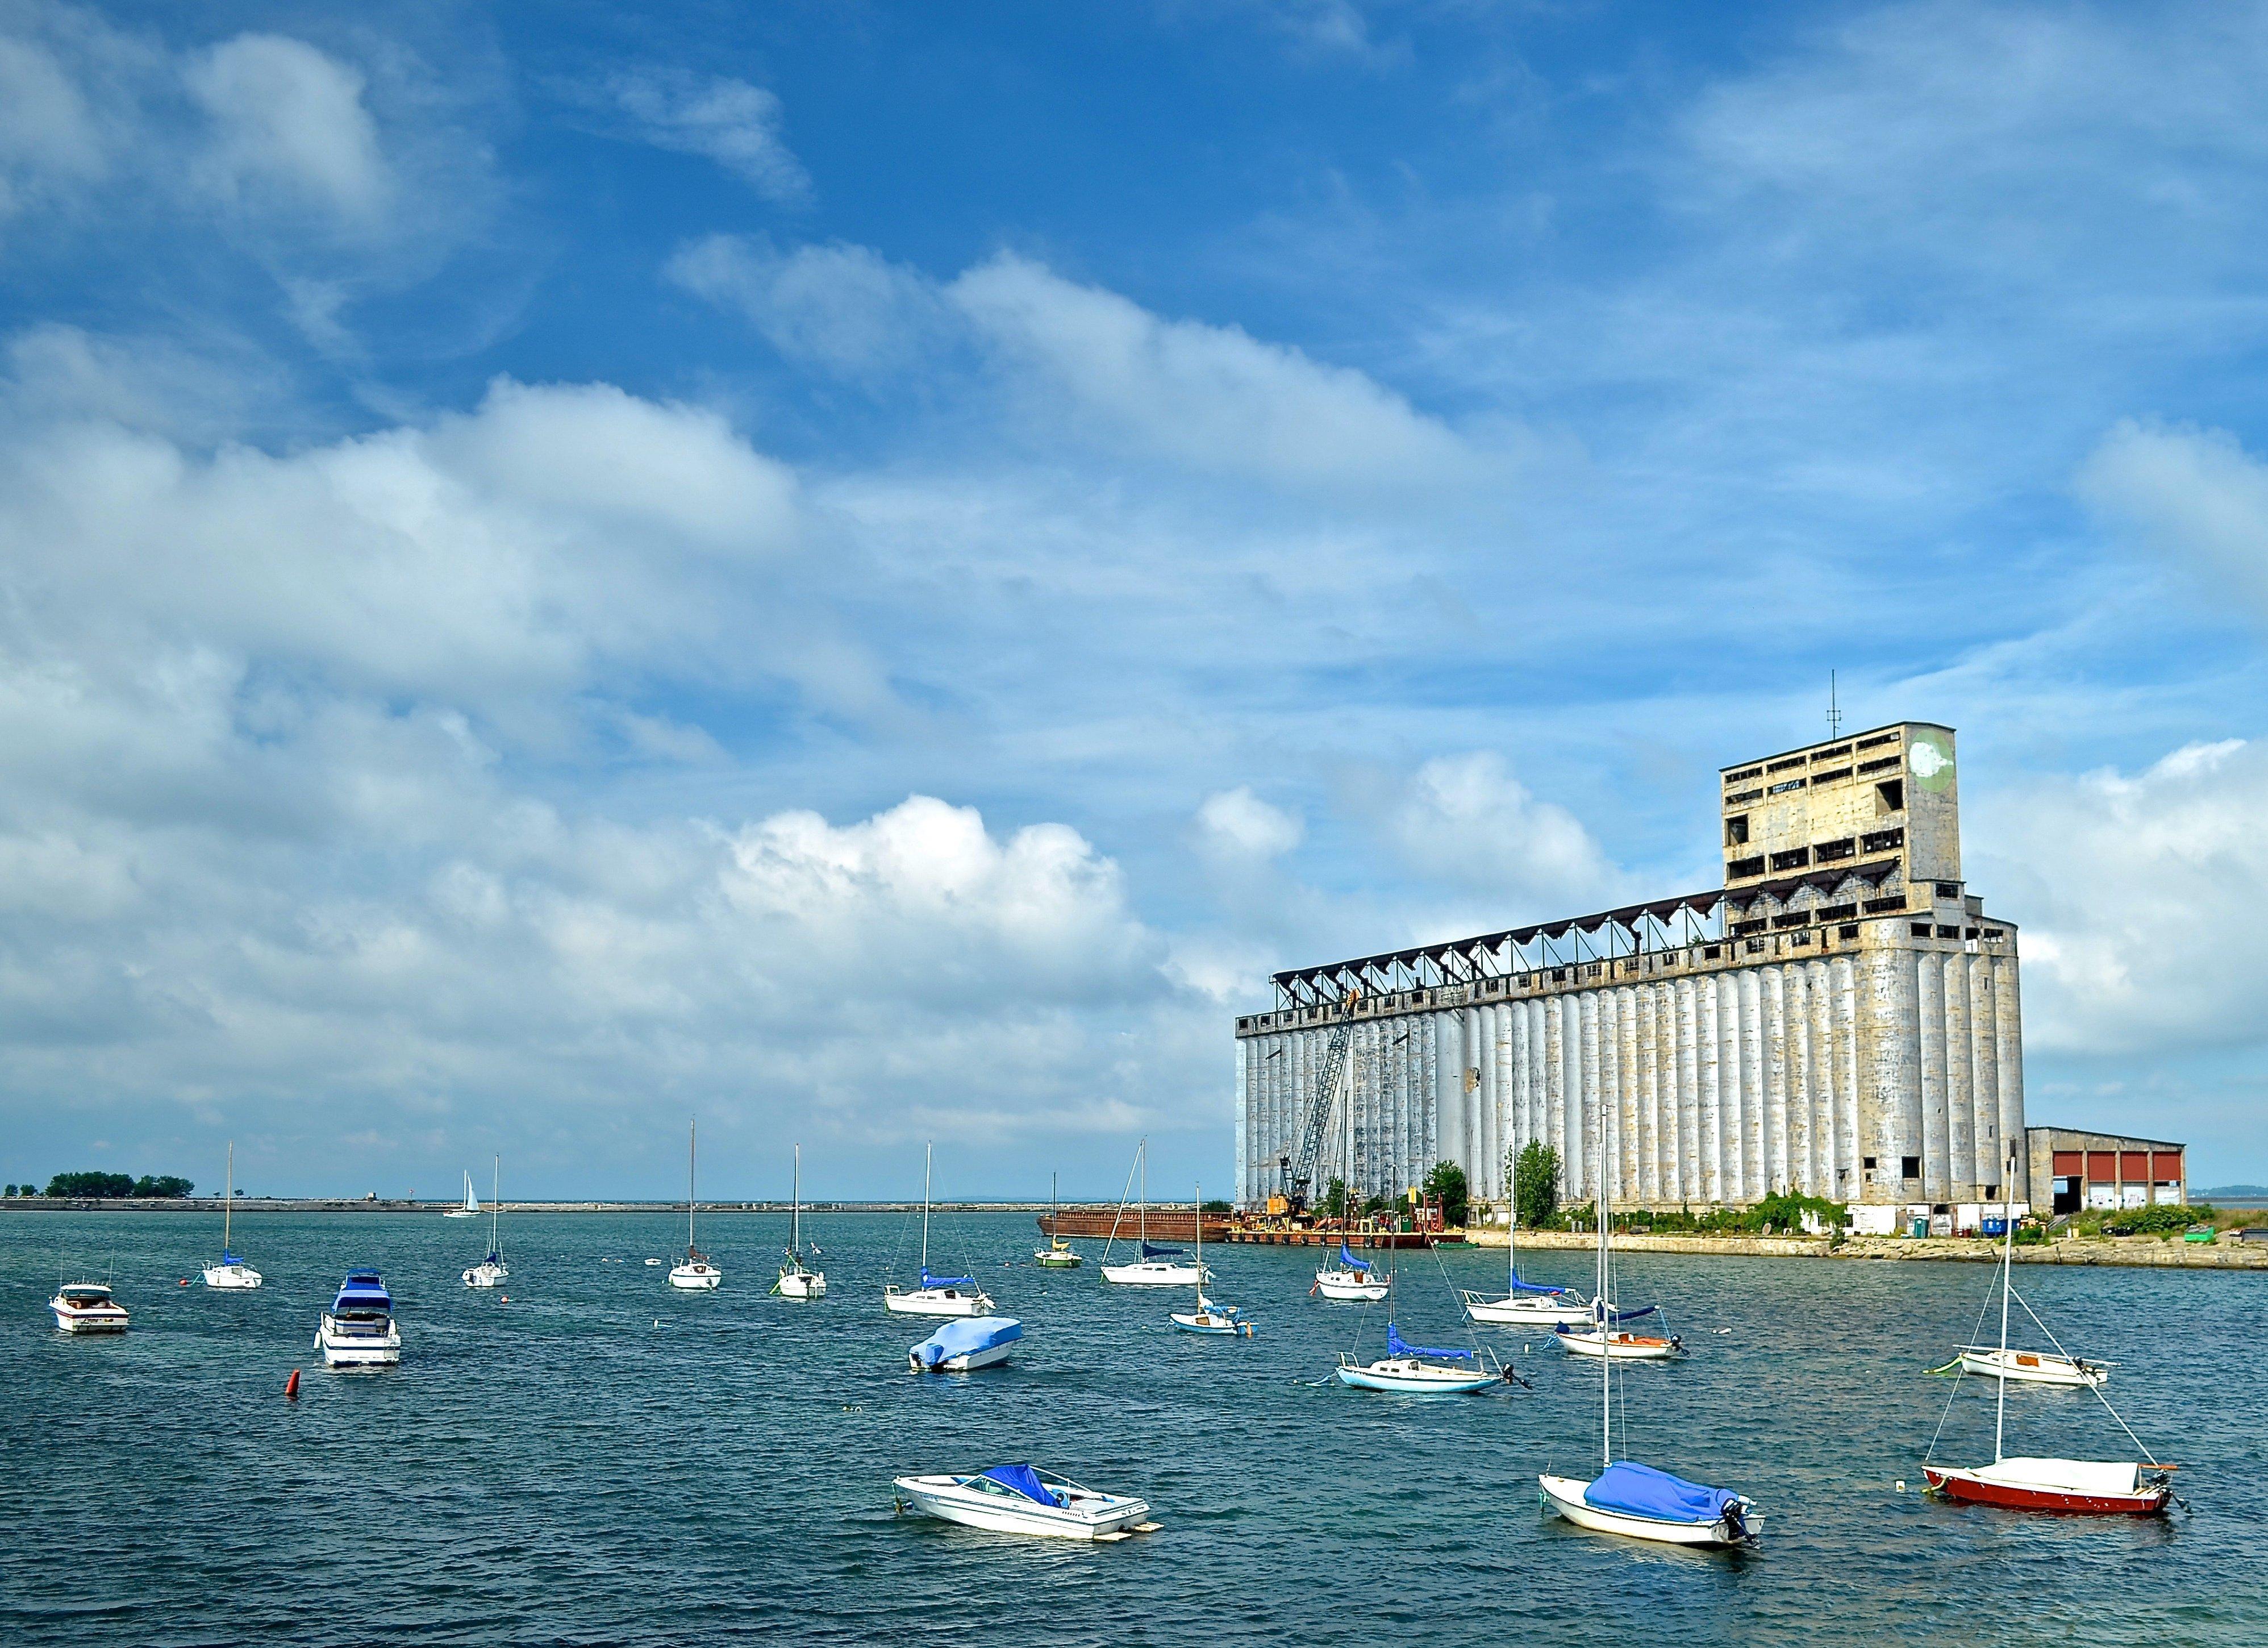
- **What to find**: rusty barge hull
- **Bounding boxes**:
[1217,1227,1437,1249]
[1037,1210,1228,1242]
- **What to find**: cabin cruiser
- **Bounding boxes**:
[316,1271,402,1366]
[908,1316,1022,1372]
[51,1283,130,1333]
[893,1464,1154,1539]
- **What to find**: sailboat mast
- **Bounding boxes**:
[1194,1181,1202,1302]
[687,1120,697,1252]
[490,1154,500,1254]
[222,1142,232,1251]
[1599,1109,1612,1474]
[792,1143,802,1254]
[1995,1167,2016,1463]
[1139,1136,1147,1249]
[921,1141,932,1271]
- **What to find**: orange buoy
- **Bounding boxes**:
[285,1368,301,1400]
[498,1294,508,1304]
[179,1278,190,1287]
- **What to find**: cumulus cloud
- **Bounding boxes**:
[2081,420,2268,623]
[666,235,947,375]
[1195,787,1303,863]
[0,31,111,218]
[185,34,390,222]
[1389,752,1621,914]
[606,70,808,201]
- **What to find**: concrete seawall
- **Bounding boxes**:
[1467,1227,2268,1269]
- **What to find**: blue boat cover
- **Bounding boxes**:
[332,1273,391,1312]
[912,1315,1023,1367]
[1141,1242,1185,1259]
[1583,1462,1738,1524]
[979,1464,1061,1506]
[219,1251,243,1266]
[1336,1245,1372,1271]
[919,1268,973,1289]
[1507,1271,1569,1295]
[1593,1302,1659,1324]
[1387,1324,1473,1360]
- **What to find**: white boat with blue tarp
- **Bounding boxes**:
[1314,1244,1390,1302]
[202,1142,262,1289]
[1099,1138,1208,1286]
[1337,1325,1504,1393]
[1462,1192,1590,1324]
[886,1143,996,1316]
[892,1464,1155,1539]
[316,1271,401,1367]
[1538,1461,1760,1547]
[1169,1187,1254,1335]
[908,1315,1023,1372]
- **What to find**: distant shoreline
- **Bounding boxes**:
[0,1197,1154,1214]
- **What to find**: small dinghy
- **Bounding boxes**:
[1314,1244,1390,1302]
[893,1464,1155,1540]
[51,1282,130,1334]
[908,1315,1023,1372]
[1949,1345,2107,1388]
[1539,1460,1760,1548]
[1337,1325,1504,1394]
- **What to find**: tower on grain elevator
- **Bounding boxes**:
[1233,722,2024,1217]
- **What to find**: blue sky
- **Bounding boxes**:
[3,0,2265,1200]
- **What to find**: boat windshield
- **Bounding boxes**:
[977,1464,1064,1506]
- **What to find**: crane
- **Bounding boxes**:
[1273,988,1360,1218]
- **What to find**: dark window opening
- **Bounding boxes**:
[1702,945,1721,960]
[1816,902,1857,922]
[1862,1156,1878,1170]
[1859,755,1901,776]
[1768,777,1806,794]
[1743,938,1765,954]
[1874,778,1904,812]
[1936,925,1960,939]
[1810,743,1852,761]
[1815,838,1856,863]
[1862,826,1904,852]
[1856,731,1899,751]
[1984,1184,1998,1201]
[1726,787,1763,804]
[1911,922,1933,937]
[1724,765,1763,784]
[1837,923,1861,939]
[1810,766,1852,784]
[1771,911,1811,929]
[1902,1156,1921,1180]
[1770,847,1811,871]
[1725,814,1749,846]
[1984,927,2006,940]
[1934,881,1961,898]
[1791,931,1813,946]
[1731,918,1766,937]
[1863,896,1907,913]
[1728,855,1765,879]
[1767,756,1806,773]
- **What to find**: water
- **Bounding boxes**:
[4,1209,2262,1645]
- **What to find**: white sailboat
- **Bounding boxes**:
[1537,1109,1758,1547]
[668,1120,722,1290]
[1461,1158,1590,1326]
[1313,1243,1390,1302]
[884,1142,995,1317]
[1170,1183,1253,1336]
[774,1142,826,1300]
[201,1141,262,1289]
[1034,1172,1082,1268]
[462,1155,508,1288]
[1334,1259,1504,1393]
[444,1170,479,1217]
[1099,1137,1207,1287]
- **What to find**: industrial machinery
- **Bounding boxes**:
[1269,989,1358,1218]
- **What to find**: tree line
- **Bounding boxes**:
[7,1172,196,1199]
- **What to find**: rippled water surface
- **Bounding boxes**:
[4,1209,2262,1646]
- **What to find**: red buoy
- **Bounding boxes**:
[285,1368,301,1400]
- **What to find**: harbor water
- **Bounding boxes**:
[3,1209,2261,1645]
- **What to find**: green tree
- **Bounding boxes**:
[1421,1160,1469,1228]
[1321,1177,1350,1220]
[45,1171,136,1198]
[131,1175,194,1198]
[1509,1141,1561,1230]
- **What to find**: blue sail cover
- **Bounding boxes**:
[1583,1462,1738,1524]
[1386,1324,1473,1360]
[1507,1271,1569,1295]
[1141,1242,1185,1259]
[912,1315,1022,1367]
[219,1251,244,1266]
[919,1268,973,1289]
[1336,1245,1372,1272]
[979,1464,1061,1506]
[1593,1302,1660,1324]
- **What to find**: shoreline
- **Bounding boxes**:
[1465,1227,2268,1269]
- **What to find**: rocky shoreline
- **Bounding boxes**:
[1466,1226,2268,1268]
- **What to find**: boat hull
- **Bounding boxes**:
[1463,1291,1592,1326]
[1922,1464,2169,1516]
[1956,1348,2106,1387]
[893,1476,1150,1539]
[51,1300,130,1334]
[462,1261,508,1288]
[315,1316,401,1367]
[1314,1270,1390,1301]
[1171,1311,1253,1335]
[668,1263,722,1290]
[1101,1262,1208,1287]
[1038,1210,1227,1243]
[1538,1474,1757,1547]
[1557,1328,1682,1360]
[885,1286,994,1317]
[908,1341,1016,1372]
[1034,1251,1083,1268]
[1336,1356,1498,1395]
[776,1269,827,1299]
[202,1263,263,1290]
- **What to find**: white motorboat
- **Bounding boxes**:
[1098,1137,1208,1287]
[1314,1243,1390,1302]
[893,1465,1154,1540]
[908,1314,1023,1372]
[885,1142,996,1316]
[201,1141,263,1289]
[774,1142,826,1300]
[1169,1187,1253,1335]
[1954,1345,2107,1388]
[1336,1325,1502,1393]
[1536,1100,1757,1548]
[462,1154,509,1288]
[1034,1172,1082,1268]
[444,1170,478,1217]
[51,1283,130,1333]
[315,1271,401,1366]
[1462,1174,1590,1324]
[668,1120,723,1291]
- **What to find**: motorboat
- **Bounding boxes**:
[315,1271,401,1366]
[1168,1184,1252,1335]
[51,1283,130,1333]
[1538,1461,1762,1547]
[668,1120,722,1291]
[1921,1181,2171,1517]
[1462,1183,1590,1324]
[201,1141,262,1289]
[1954,1345,2107,1388]
[1098,1137,1208,1286]
[1314,1244,1390,1302]
[462,1154,508,1288]
[885,1143,995,1316]
[1537,1100,1758,1547]
[892,1464,1154,1540]
[1336,1325,1504,1393]
[774,1143,826,1300]
[1921,1456,2172,1514]
[908,1315,1023,1372]
[1034,1171,1082,1268]
[444,1170,478,1217]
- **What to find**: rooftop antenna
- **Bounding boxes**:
[1827,670,1842,741]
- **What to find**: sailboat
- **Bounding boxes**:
[1921,1178,2173,1514]
[444,1170,479,1217]
[774,1143,826,1299]
[1537,1106,1758,1546]
[884,1142,995,1317]
[668,1121,722,1290]
[201,1142,262,1289]
[462,1155,508,1288]
[1034,1172,1082,1268]
[1099,1138,1207,1287]
[1313,1243,1390,1302]
[1461,1159,1592,1326]
[1170,1183,1253,1336]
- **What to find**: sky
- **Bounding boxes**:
[2,0,2265,1201]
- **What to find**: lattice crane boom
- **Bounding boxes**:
[1279,989,1358,1214]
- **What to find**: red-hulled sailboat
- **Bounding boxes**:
[1921,1166,2174,1517]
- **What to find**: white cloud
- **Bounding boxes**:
[184,34,390,222]
[2080,420,2268,623]
[0,32,109,218]
[1389,752,1621,914]
[1195,786,1303,862]
[607,70,808,202]
[666,235,946,374]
